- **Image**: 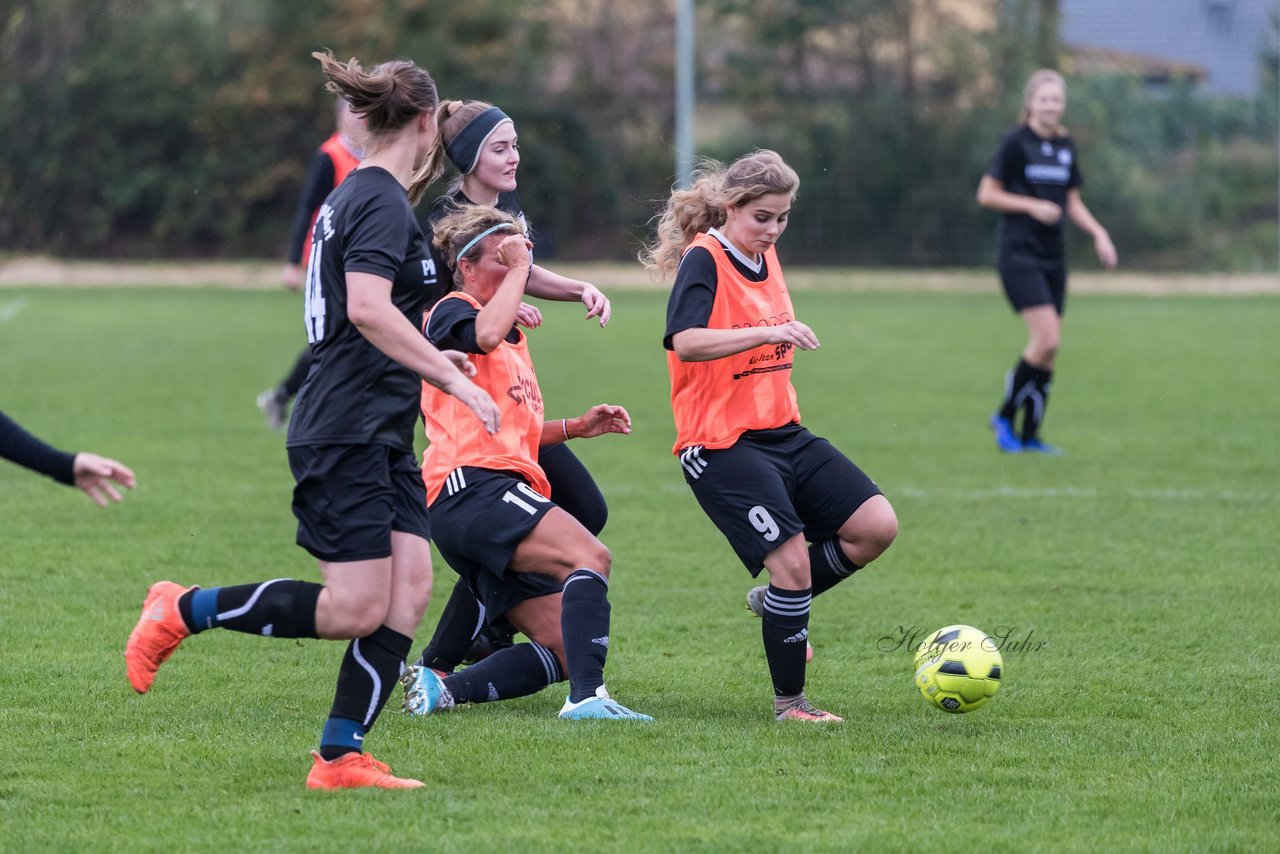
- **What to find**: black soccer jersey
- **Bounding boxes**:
[663,228,771,351]
[420,188,527,294]
[985,125,1082,261]
[287,167,436,452]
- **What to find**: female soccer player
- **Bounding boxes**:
[406,100,615,674]
[977,68,1117,454]
[257,97,365,430]
[399,205,651,721]
[124,51,500,790]
[640,150,898,722]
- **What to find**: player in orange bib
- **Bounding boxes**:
[401,204,651,721]
[641,150,898,723]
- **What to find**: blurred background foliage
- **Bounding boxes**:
[1,0,1276,269]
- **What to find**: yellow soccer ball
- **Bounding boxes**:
[914,625,1003,713]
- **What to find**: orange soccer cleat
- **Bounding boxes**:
[774,695,843,723]
[124,581,193,693]
[305,751,425,790]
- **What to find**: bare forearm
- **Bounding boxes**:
[526,265,584,301]
[1067,195,1106,238]
[672,327,773,361]
[352,302,463,389]
[475,266,531,350]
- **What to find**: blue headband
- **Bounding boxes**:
[444,107,511,174]
[457,223,517,262]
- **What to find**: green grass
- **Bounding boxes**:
[1,282,1278,852]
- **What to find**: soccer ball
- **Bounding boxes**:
[913,625,1003,713]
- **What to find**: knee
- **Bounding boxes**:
[330,590,391,638]
[843,500,899,563]
[568,539,611,578]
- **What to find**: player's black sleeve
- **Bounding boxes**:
[985,131,1021,184]
[663,247,719,350]
[344,189,418,281]
[285,151,337,263]
[0,410,76,485]
[425,298,485,354]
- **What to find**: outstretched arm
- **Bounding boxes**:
[347,272,500,433]
[541,405,632,446]
[527,265,611,327]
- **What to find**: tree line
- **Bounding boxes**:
[2,0,1276,270]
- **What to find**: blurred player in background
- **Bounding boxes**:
[400,204,651,721]
[126,51,499,790]
[405,100,615,675]
[1,409,134,506]
[257,98,364,430]
[641,150,897,723]
[978,69,1117,455]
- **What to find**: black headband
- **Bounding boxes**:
[444,107,512,175]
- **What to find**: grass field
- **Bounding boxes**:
[2,280,1278,852]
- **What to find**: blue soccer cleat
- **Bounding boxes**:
[558,685,653,721]
[1022,437,1065,456]
[400,664,455,716]
[989,414,1023,453]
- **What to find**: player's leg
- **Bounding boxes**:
[992,259,1053,451]
[413,580,484,674]
[1020,266,1067,452]
[540,441,608,535]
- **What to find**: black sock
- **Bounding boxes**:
[319,625,413,759]
[560,569,610,703]
[443,642,564,704]
[415,582,484,674]
[760,585,811,697]
[809,538,862,596]
[178,580,321,638]
[1020,366,1053,442]
[281,349,312,399]
[999,358,1038,422]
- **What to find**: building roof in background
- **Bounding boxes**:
[1060,0,1275,96]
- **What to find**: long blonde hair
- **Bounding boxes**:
[639,149,799,281]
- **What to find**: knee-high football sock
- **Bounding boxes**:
[808,538,863,596]
[178,580,321,638]
[320,625,413,760]
[443,642,564,704]
[1020,365,1053,442]
[760,585,812,697]
[415,582,484,674]
[998,358,1039,424]
[560,569,611,703]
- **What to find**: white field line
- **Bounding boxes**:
[0,297,28,324]
[617,482,1275,502]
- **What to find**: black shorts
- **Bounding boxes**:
[678,424,882,575]
[998,253,1067,315]
[428,467,563,623]
[288,444,429,563]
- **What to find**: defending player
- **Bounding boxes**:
[640,150,898,722]
[978,69,1117,454]
[400,204,651,721]
[406,100,615,674]
[124,51,499,790]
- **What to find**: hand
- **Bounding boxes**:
[580,283,611,327]
[495,235,533,269]
[72,452,136,507]
[1094,231,1118,270]
[442,375,501,434]
[765,320,820,351]
[440,349,477,378]
[1028,200,1063,225]
[570,404,632,439]
[280,263,304,290]
[515,302,543,329]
